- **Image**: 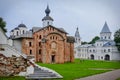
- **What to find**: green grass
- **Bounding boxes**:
[37,59,120,80]
[116,78,120,80]
[0,60,120,80]
[0,76,25,80]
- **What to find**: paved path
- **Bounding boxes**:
[76,69,120,80]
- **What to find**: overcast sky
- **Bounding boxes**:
[0,0,120,42]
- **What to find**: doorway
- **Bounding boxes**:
[90,54,94,60]
[51,55,55,63]
[105,54,110,60]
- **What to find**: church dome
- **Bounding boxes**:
[18,23,27,28]
[42,5,54,21]
[45,5,50,16]
[42,16,54,21]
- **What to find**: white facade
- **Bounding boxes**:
[43,20,53,27]
[74,27,81,58]
[75,22,120,60]
[0,28,7,44]
[10,23,27,38]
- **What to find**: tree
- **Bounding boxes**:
[88,36,100,44]
[114,29,120,52]
[81,41,88,45]
[0,17,7,33]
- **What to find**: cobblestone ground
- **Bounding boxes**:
[76,69,120,80]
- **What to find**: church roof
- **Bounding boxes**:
[100,22,111,33]
[75,27,80,38]
[103,41,115,47]
[18,23,27,28]
[42,16,54,21]
[32,27,42,32]
[35,25,68,34]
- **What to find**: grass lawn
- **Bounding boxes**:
[0,76,25,80]
[117,78,120,80]
[37,59,120,80]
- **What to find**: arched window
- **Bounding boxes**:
[50,36,52,40]
[104,49,106,52]
[108,49,110,52]
[30,50,32,55]
[39,35,41,39]
[29,42,32,47]
[53,36,54,39]
[47,22,49,25]
[39,49,41,54]
[105,36,106,39]
[39,42,41,47]
[16,31,19,36]
[23,30,25,34]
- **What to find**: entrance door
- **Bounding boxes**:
[105,55,110,60]
[90,54,94,60]
[51,55,55,63]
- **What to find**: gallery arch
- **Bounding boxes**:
[104,54,110,60]
[90,54,94,60]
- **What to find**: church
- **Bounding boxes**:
[10,6,75,63]
[75,22,120,60]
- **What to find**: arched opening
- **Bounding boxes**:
[51,52,56,63]
[90,54,94,60]
[16,31,19,36]
[105,54,110,60]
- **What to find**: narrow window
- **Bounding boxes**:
[50,36,52,40]
[30,50,32,55]
[47,22,49,25]
[23,30,25,34]
[108,49,110,52]
[39,35,41,39]
[39,49,41,54]
[56,36,57,40]
[29,42,32,47]
[17,31,19,36]
[39,42,41,47]
[53,36,54,39]
[105,36,106,39]
[104,49,106,52]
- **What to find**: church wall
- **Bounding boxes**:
[33,26,69,63]
[22,38,34,57]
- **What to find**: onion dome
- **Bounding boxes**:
[18,23,27,28]
[42,5,54,21]
[45,5,50,16]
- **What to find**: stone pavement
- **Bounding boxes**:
[76,69,120,80]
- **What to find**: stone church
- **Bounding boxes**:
[10,6,75,63]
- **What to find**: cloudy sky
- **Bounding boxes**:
[0,0,120,42]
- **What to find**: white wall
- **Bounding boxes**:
[0,28,7,44]
[13,39,22,53]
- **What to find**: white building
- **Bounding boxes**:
[76,22,120,60]
[74,27,81,58]
[10,23,28,38]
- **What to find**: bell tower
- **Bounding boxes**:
[42,5,54,27]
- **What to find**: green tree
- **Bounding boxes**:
[81,41,88,45]
[0,17,7,33]
[89,36,100,44]
[114,29,120,52]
